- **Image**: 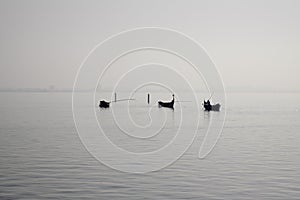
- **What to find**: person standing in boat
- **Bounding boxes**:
[207,100,212,110]
[204,99,212,111]
[207,99,211,105]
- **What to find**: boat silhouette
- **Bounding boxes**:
[203,100,221,111]
[99,100,110,108]
[99,98,135,108]
[158,94,175,109]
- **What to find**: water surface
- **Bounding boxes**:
[0,92,299,199]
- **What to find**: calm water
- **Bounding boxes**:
[0,92,299,199]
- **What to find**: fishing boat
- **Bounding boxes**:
[99,100,110,108]
[158,94,174,109]
[203,100,221,111]
[99,98,135,108]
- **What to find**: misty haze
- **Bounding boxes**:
[0,1,299,200]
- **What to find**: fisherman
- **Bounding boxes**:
[207,100,212,110]
[203,100,211,105]
[203,99,212,111]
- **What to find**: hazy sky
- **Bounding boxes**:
[0,0,299,91]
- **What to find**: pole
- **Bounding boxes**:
[114,92,117,102]
[147,93,150,104]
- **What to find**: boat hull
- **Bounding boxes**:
[158,101,174,109]
[204,103,221,111]
[99,100,110,108]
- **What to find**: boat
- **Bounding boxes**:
[99,100,110,108]
[210,103,221,111]
[99,98,135,108]
[158,94,174,109]
[203,100,221,111]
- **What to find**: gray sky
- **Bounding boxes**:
[0,0,299,91]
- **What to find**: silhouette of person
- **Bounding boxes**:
[205,99,212,111]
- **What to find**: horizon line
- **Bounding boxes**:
[1,88,300,93]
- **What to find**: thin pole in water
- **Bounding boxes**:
[114,92,117,102]
[147,93,150,104]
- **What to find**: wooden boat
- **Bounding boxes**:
[158,94,174,109]
[203,100,221,111]
[210,103,221,111]
[99,98,135,108]
[99,100,110,108]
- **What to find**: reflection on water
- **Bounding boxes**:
[0,92,299,199]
